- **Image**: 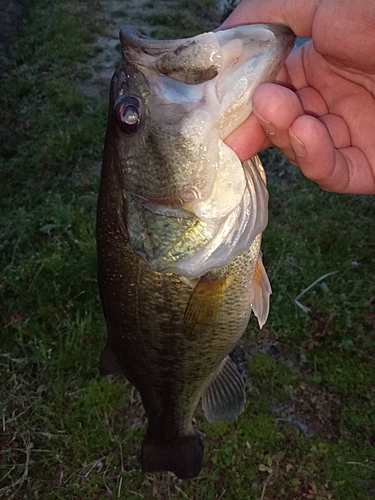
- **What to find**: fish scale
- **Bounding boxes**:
[97,24,295,479]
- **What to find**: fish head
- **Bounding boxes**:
[104,25,295,277]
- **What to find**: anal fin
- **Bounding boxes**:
[202,355,245,423]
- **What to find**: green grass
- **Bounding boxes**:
[143,0,220,39]
[1,0,375,498]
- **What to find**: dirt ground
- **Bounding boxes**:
[76,0,160,99]
[76,0,223,99]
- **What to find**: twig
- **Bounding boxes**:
[117,438,125,498]
[175,485,190,499]
[127,490,144,498]
[0,439,33,496]
[4,405,34,428]
[294,270,339,313]
[119,439,124,473]
[217,490,227,500]
[346,461,375,471]
[117,476,123,498]
[259,471,273,500]
[0,465,16,487]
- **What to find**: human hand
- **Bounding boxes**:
[221,0,375,194]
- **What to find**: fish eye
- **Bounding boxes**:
[114,96,142,134]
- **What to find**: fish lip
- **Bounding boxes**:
[266,23,296,53]
[215,23,295,46]
[120,23,295,57]
[214,23,295,70]
[120,26,192,54]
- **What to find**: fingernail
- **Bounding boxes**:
[264,123,276,136]
[254,112,276,136]
[290,132,306,158]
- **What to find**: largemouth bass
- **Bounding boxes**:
[97,24,295,479]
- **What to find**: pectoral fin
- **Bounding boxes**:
[183,273,227,340]
[251,253,272,329]
[202,355,246,423]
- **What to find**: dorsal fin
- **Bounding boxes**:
[202,355,245,423]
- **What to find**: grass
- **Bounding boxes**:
[143,0,220,39]
[1,0,375,498]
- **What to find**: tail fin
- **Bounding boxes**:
[140,432,204,479]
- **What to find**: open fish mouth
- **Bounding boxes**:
[116,25,295,278]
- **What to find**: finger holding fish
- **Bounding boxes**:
[228,79,375,194]
[224,82,304,162]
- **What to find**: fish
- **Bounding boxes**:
[97,24,295,479]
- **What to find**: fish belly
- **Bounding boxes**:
[97,189,259,477]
